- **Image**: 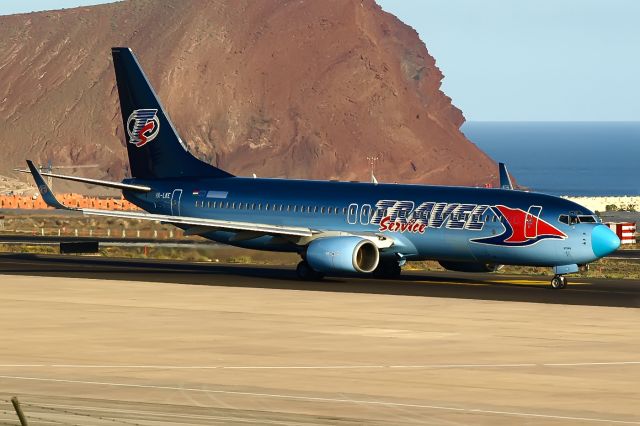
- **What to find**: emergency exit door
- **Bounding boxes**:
[171,189,182,216]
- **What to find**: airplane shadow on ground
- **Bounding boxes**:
[0,253,637,308]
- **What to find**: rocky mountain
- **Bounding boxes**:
[0,0,497,189]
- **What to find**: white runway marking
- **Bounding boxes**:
[0,361,637,370]
[29,403,310,425]
[0,375,637,425]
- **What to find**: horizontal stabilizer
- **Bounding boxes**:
[16,166,151,192]
[25,160,313,238]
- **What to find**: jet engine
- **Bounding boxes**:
[306,236,379,274]
[438,261,502,273]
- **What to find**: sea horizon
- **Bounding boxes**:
[462,121,640,197]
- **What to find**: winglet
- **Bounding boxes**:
[499,162,513,190]
[26,160,70,210]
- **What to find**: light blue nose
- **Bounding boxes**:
[591,225,620,258]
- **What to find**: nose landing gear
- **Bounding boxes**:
[550,275,567,289]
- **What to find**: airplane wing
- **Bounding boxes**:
[25,160,314,238]
[499,162,514,190]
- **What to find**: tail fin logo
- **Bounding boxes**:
[127,109,160,147]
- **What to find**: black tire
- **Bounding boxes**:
[559,276,567,289]
[551,275,566,289]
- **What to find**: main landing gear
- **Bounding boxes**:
[296,261,324,281]
[550,275,567,289]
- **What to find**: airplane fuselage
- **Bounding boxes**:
[123,177,607,268]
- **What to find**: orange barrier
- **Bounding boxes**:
[0,194,140,211]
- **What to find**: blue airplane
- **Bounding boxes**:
[25,47,620,289]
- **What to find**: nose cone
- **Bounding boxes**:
[591,225,620,258]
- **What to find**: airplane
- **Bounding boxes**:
[23,47,621,290]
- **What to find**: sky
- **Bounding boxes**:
[0,0,113,15]
[377,0,640,121]
[2,1,638,121]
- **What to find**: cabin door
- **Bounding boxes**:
[525,205,542,239]
[171,189,182,216]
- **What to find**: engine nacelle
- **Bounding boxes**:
[438,261,502,273]
[306,236,379,274]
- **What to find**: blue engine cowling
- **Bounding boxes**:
[438,261,502,273]
[306,236,379,274]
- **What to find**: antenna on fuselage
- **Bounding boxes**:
[367,155,379,185]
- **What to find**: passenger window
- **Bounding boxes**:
[258,203,262,210]
[320,207,325,214]
[265,203,270,210]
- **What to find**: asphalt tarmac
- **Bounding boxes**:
[0,254,638,425]
[0,253,637,308]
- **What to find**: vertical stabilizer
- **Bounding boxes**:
[111,47,232,179]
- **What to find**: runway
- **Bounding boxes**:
[0,254,638,424]
[0,253,637,308]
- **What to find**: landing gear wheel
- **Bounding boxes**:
[373,261,402,279]
[296,261,324,281]
[550,275,567,289]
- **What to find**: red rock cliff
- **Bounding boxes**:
[0,0,496,187]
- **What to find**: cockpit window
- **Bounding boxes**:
[578,215,597,223]
[559,214,598,225]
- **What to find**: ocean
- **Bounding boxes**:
[462,121,640,196]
